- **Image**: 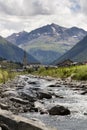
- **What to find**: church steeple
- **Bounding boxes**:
[23,50,27,68]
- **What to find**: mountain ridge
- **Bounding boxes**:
[6,23,87,64]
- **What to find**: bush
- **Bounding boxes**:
[32,65,87,81]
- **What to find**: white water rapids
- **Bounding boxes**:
[19,75,87,130]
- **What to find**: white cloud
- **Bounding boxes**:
[0,0,87,37]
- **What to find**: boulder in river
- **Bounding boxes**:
[48,105,70,116]
[37,91,52,99]
[0,109,55,130]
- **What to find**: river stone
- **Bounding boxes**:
[19,91,37,102]
[37,91,52,99]
[10,97,29,105]
[48,84,62,88]
[2,91,18,97]
[81,90,87,95]
[48,105,70,116]
[0,103,9,110]
[28,81,38,85]
[0,109,55,130]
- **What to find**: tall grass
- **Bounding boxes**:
[32,65,87,80]
[0,69,16,83]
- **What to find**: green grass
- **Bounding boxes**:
[0,68,28,84]
[31,65,87,80]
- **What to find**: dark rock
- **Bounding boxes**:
[81,91,87,95]
[48,84,56,87]
[10,97,29,105]
[48,105,70,116]
[40,109,48,115]
[54,94,63,98]
[19,91,37,102]
[29,107,38,112]
[0,122,11,130]
[48,84,62,88]
[28,81,38,85]
[84,113,87,115]
[0,103,9,110]
[37,91,52,99]
[23,108,31,113]
[16,85,24,90]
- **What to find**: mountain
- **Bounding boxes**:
[0,36,39,64]
[53,35,87,65]
[7,23,87,64]
[7,31,29,46]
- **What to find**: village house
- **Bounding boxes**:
[56,59,73,67]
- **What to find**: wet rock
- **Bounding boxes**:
[48,84,62,88]
[2,91,18,97]
[10,97,29,105]
[0,109,51,130]
[81,90,87,95]
[24,77,28,81]
[0,103,9,110]
[16,85,24,90]
[48,84,56,87]
[37,91,52,99]
[40,109,48,115]
[54,94,63,98]
[30,87,41,91]
[29,107,38,112]
[48,105,70,116]
[20,91,37,102]
[84,112,87,115]
[28,81,38,85]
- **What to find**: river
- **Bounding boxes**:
[17,75,87,130]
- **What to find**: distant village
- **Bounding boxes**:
[0,56,86,73]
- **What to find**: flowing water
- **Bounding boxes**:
[19,75,87,130]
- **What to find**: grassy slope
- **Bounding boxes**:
[53,35,87,65]
[0,36,39,63]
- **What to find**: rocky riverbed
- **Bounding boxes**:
[0,75,87,130]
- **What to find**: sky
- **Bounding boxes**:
[0,0,87,37]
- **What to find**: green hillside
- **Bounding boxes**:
[0,36,39,64]
[53,35,87,65]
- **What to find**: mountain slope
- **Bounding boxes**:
[7,23,87,64]
[29,49,61,64]
[0,36,39,64]
[53,35,87,65]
